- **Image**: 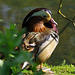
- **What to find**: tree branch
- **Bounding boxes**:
[58,0,75,26]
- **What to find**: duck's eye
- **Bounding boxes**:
[43,15,46,18]
[44,23,53,28]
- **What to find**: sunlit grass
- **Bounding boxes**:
[44,60,75,75]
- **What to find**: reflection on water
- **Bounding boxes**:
[0,0,75,65]
[0,4,36,29]
[1,4,11,28]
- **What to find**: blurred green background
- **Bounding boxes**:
[0,0,75,65]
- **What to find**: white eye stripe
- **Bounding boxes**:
[25,10,50,23]
[32,10,46,16]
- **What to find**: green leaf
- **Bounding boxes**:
[0,19,4,22]
[22,69,33,74]
[33,70,44,75]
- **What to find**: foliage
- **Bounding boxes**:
[0,23,43,75]
[52,64,75,75]
[0,19,4,22]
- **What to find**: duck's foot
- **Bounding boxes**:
[42,67,54,74]
[36,65,54,75]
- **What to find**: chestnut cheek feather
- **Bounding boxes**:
[33,26,46,32]
[39,27,46,32]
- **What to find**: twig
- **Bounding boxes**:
[58,0,75,26]
[59,16,75,35]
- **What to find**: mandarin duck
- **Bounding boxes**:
[20,8,59,72]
